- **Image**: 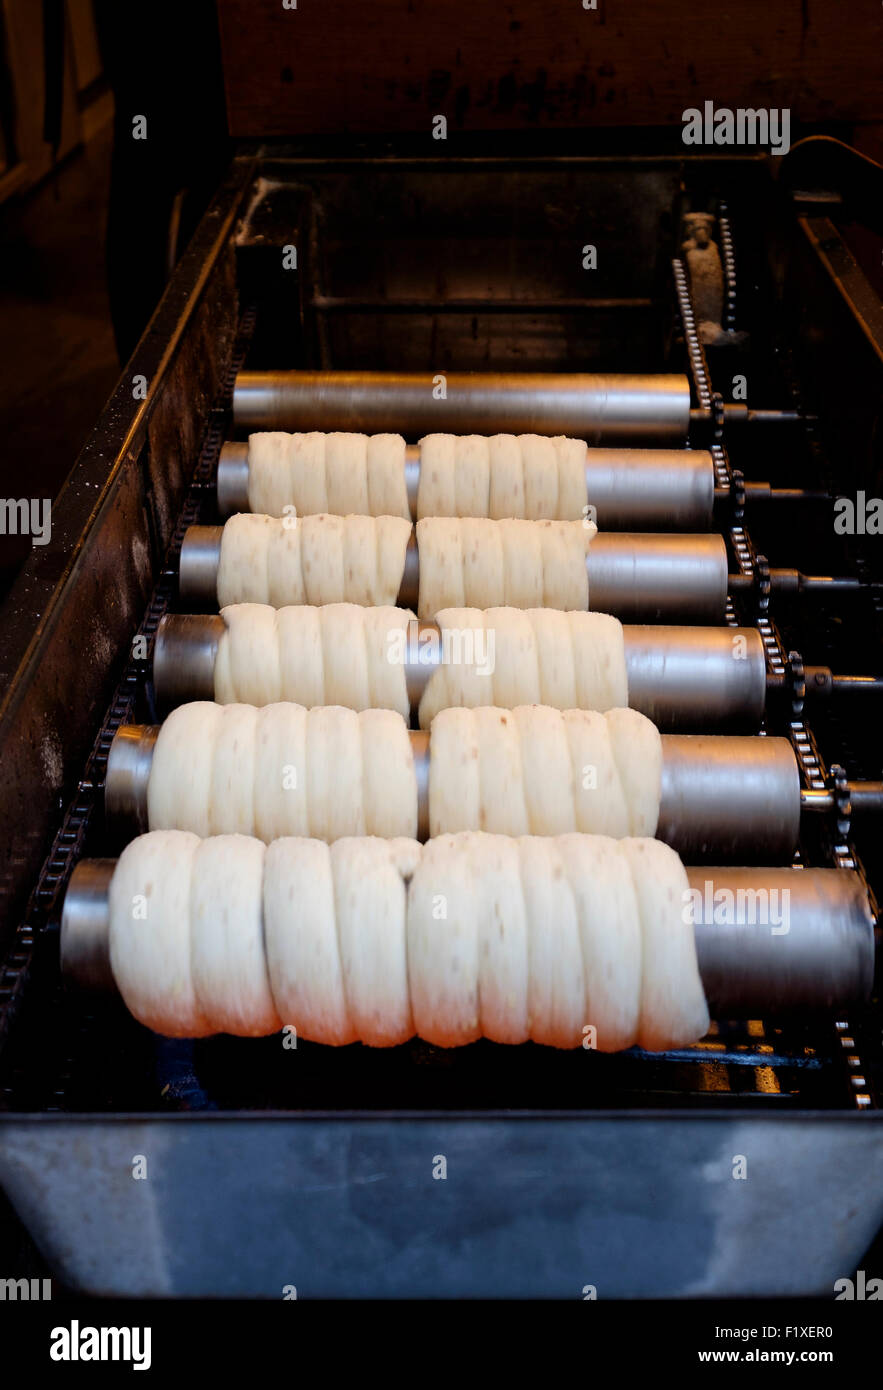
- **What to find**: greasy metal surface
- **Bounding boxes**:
[688,867,875,1015]
[179,526,224,605]
[105,726,160,840]
[154,614,225,707]
[216,441,250,514]
[60,861,115,993]
[0,157,255,948]
[658,735,802,862]
[587,533,729,623]
[1,1114,882,1296]
[233,370,690,442]
[396,532,420,608]
[584,448,714,529]
[622,625,767,730]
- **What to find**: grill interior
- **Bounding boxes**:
[1,150,881,1119]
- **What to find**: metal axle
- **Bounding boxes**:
[232,370,692,443]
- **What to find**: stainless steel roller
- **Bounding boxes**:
[59,857,877,1018]
[232,370,691,443]
[153,612,768,731]
[217,440,716,531]
[105,723,821,861]
[177,523,730,623]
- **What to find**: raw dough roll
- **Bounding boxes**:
[147,702,418,842]
[106,830,708,1052]
[108,829,210,1038]
[406,831,708,1051]
[215,602,413,718]
[619,838,710,1049]
[428,705,662,840]
[416,517,596,619]
[416,434,589,521]
[217,513,412,609]
[263,836,419,1046]
[189,835,280,1036]
[418,607,627,728]
[248,432,410,520]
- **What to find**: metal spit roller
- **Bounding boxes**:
[178,525,730,624]
[153,613,769,731]
[59,857,877,1018]
[231,371,692,443]
[217,441,717,531]
[105,724,805,861]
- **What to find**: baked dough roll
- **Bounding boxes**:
[217,513,411,608]
[620,837,710,1050]
[189,835,280,1036]
[416,517,595,619]
[215,603,412,718]
[147,702,417,842]
[108,829,210,1038]
[247,432,410,520]
[427,704,661,840]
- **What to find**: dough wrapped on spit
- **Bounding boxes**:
[216,513,412,608]
[418,433,588,520]
[108,829,709,1051]
[417,607,626,727]
[245,431,589,521]
[144,702,661,845]
[211,602,627,728]
[215,513,596,617]
[415,516,596,619]
[214,602,414,718]
[428,705,662,839]
[248,432,411,520]
[147,702,418,842]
